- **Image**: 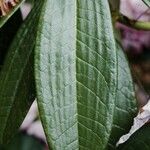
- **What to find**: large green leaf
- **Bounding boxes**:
[0,1,43,144]
[117,124,150,150]
[107,43,137,149]
[142,0,150,7]
[35,0,118,149]
[0,0,25,28]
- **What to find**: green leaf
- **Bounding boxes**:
[35,0,118,149]
[0,9,22,70]
[117,124,150,150]
[108,0,120,12]
[142,0,150,7]
[107,43,137,149]
[0,1,43,144]
[108,0,120,26]
[6,133,45,150]
[0,0,25,28]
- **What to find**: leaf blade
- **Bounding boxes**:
[35,0,118,149]
[0,0,25,28]
[0,9,22,69]
[142,0,150,7]
[107,43,137,149]
[0,1,43,144]
[117,124,150,150]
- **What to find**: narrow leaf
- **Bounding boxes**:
[0,9,22,69]
[0,0,25,28]
[0,1,43,144]
[35,0,118,149]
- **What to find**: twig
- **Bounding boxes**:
[117,14,150,30]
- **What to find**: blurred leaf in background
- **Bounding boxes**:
[0,0,25,28]
[0,133,45,150]
[0,9,22,69]
[117,124,150,150]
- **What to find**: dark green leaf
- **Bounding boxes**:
[0,1,43,144]
[0,9,22,69]
[6,133,45,150]
[35,0,118,149]
[0,0,25,28]
[117,124,150,150]
[108,0,120,12]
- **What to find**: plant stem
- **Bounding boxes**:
[117,14,150,31]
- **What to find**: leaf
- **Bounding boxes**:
[108,0,120,12]
[0,1,43,144]
[0,0,25,28]
[6,133,45,150]
[0,9,22,69]
[142,0,150,7]
[107,43,137,149]
[35,0,118,149]
[117,124,150,150]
